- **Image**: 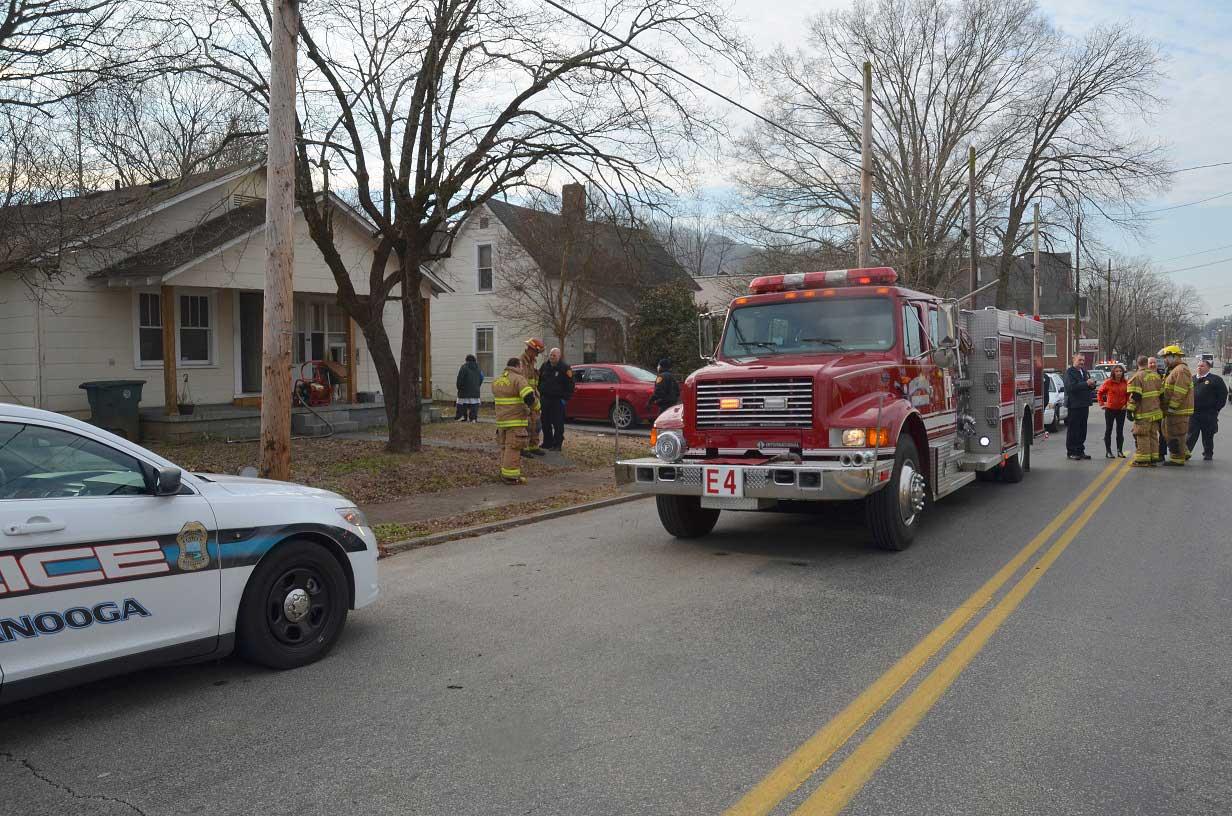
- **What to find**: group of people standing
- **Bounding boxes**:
[458,338,577,485]
[1063,347,1228,467]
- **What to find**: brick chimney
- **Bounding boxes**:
[561,183,586,225]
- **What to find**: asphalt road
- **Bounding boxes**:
[3,435,1230,815]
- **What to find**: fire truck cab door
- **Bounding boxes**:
[903,302,949,417]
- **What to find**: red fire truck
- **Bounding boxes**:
[615,267,1045,551]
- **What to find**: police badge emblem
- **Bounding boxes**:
[176,521,211,571]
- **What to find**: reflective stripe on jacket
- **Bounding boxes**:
[1126,370,1163,421]
[492,369,536,428]
[1163,363,1194,416]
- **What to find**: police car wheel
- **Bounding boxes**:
[237,540,349,670]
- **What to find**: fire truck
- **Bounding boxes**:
[614,267,1045,551]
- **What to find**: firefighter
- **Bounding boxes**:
[520,338,546,457]
[1126,354,1164,468]
[491,357,539,485]
[1159,345,1194,466]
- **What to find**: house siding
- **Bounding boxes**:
[4,167,420,416]
[429,204,629,400]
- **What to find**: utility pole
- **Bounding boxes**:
[259,0,301,481]
[968,146,978,294]
[1032,202,1040,317]
[1106,259,1112,358]
[857,60,872,269]
[1074,211,1082,354]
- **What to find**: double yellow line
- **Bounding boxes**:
[726,458,1131,816]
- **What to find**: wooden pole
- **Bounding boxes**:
[1032,202,1040,317]
[968,146,978,294]
[160,285,178,416]
[259,0,300,480]
[1106,258,1112,358]
[858,60,873,269]
[1074,211,1082,350]
[345,318,357,404]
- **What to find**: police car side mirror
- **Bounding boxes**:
[152,466,182,497]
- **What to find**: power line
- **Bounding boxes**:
[1154,242,1232,264]
[537,0,830,156]
[1171,161,1232,174]
[1139,189,1232,214]
[1160,255,1232,275]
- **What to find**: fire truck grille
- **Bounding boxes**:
[695,379,814,428]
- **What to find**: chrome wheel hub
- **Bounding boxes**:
[898,462,926,526]
[283,588,311,623]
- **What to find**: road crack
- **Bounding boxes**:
[1,752,150,816]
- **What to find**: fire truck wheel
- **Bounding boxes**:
[867,437,925,551]
[1000,414,1028,483]
[655,495,720,538]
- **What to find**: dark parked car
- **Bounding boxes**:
[565,364,659,429]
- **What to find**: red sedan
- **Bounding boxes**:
[565,364,660,429]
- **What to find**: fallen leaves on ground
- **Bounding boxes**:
[373,483,627,552]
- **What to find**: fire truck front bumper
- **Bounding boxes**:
[614,457,894,503]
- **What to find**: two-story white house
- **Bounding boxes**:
[428,184,696,400]
[0,163,449,437]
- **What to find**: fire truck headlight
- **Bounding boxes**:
[841,429,867,447]
[654,430,684,462]
[979,436,991,447]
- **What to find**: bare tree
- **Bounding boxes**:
[79,73,265,184]
[176,0,744,451]
[1083,257,1203,360]
[730,0,1169,300]
[651,209,744,278]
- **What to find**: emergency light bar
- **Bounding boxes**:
[748,267,898,295]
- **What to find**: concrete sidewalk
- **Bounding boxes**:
[360,466,616,526]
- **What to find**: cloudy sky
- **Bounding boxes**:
[717,0,1232,318]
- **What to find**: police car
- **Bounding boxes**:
[0,403,378,702]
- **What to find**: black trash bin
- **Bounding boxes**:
[79,380,146,440]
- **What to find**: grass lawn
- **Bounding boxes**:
[148,421,646,506]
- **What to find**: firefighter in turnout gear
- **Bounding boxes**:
[1160,345,1194,466]
[492,358,540,484]
[1126,355,1164,468]
[520,338,546,457]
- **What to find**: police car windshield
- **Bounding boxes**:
[721,297,895,358]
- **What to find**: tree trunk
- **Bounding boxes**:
[389,257,424,453]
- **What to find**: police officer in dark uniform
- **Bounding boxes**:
[537,347,574,451]
[1186,358,1228,460]
[651,357,680,416]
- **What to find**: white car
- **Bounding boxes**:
[0,403,378,703]
[1043,372,1068,432]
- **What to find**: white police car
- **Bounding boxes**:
[0,403,378,702]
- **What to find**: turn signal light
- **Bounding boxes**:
[719,398,741,410]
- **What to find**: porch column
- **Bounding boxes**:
[346,317,357,404]
[160,285,178,416]
[421,296,432,400]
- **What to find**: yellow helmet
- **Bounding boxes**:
[1160,344,1184,356]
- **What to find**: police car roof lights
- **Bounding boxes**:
[748,267,898,295]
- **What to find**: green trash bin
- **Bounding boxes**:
[79,380,146,440]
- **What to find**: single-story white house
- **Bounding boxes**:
[0,163,449,426]
[427,184,696,400]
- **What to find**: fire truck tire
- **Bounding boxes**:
[1000,415,1028,483]
[656,495,720,538]
[867,437,925,551]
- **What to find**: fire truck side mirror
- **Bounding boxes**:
[698,310,726,362]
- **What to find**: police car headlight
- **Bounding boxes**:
[654,430,684,463]
[337,507,369,529]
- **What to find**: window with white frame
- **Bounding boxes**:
[474,326,495,377]
[294,300,348,364]
[137,292,163,364]
[179,294,213,363]
[1044,332,1057,357]
[583,327,597,363]
[477,244,493,293]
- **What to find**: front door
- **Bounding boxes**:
[239,292,263,394]
[0,420,221,691]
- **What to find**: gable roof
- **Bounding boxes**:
[0,164,259,274]
[484,198,697,312]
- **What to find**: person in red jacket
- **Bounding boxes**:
[1097,364,1129,458]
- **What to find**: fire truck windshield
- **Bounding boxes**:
[720,297,895,358]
